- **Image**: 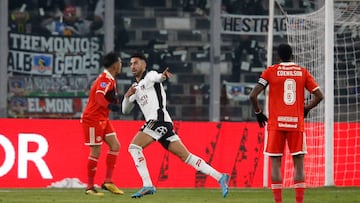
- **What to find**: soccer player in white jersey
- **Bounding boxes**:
[122,53,229,198]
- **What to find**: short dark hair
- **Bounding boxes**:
[130,52,147,63]
[102,52,120,68]
[277,44,292,61]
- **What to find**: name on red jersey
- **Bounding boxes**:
[277,70,303,76]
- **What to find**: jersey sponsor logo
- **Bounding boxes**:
[278,116,298,122]
[100,82,107,88]
[278,122,298,128]
[277,65,301,70]
[139,95,148,106]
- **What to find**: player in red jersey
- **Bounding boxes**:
[249,44,324,203]
[80,52,124,196]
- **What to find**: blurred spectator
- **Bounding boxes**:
[143,39,166,70]
[87,0,129,47]
[225,0,265,15]
[91,0,105,33]
[33,0,66,34]
[115,0,135,10]
[9,3,32,33]
[231,35,265,82]
[231,35,252,82]
[44,5,93,36]
[37,0,66,14]
[8,1,62,35]
[221,3,229,14]
[114,13,129,50]
[182,0,209,16]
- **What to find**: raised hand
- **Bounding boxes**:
[162,67,173,79]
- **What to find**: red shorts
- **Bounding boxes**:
[264,130,307,156]
[81,119,116,145]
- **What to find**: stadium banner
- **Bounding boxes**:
[0,119,265,188]
[221,13,286,35]
[8,33,103,75]
[8,97,87,118]
[8,76,94,97]
[7,75,98,118]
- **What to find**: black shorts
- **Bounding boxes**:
[140,120,180,149]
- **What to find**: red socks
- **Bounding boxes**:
[271,181,305,203]
[104,151,118,183]
[294,181,306,203]
[87,156,98,189]
[271,182,283,203]
[87,151,118,189]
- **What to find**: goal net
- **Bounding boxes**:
[332,1,360,186]
[284,0,360,187]
[285,5,326,187]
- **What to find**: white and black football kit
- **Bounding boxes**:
[122,70,180,149]
[124,70,229,198]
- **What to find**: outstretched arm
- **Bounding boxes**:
[146,68,173,84]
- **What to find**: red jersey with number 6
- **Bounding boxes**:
[258,62,320,132]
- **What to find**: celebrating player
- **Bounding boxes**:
[80,52,124,196]
[249,44,324,203]
[122,53,230,198]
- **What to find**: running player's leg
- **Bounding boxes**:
[151,121,225,181]
[168,140,221,178]
[128,131,156,198]
[167,140,229,197]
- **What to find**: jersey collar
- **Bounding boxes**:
[132,70,147,83]
[279,62,296,66]
[103,69,114,80]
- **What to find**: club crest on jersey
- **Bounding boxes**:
[140,84,145,90]
[100,82,108,88]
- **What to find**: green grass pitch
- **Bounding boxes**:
[0,187,359,203]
